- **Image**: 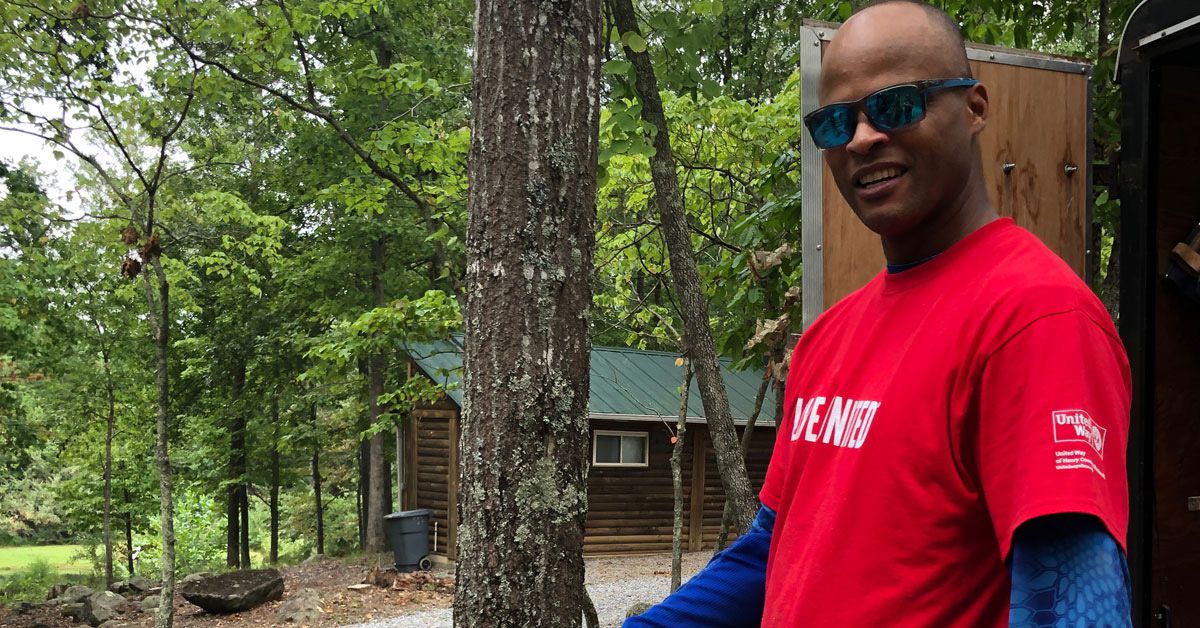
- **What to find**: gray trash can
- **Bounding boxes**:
[384,508,433,572]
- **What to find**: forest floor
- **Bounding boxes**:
[0,551,707,627]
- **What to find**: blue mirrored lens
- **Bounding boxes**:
[806,105,854,149]
[865,85,924,131]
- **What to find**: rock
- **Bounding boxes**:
[11,601,36,614]
[55,584,97,605]
[127,576,153,593]
[110,574,153,595]
[61,602,86,621]
[277,588,321,624]
[84,591,126,626]
[625,602,654,618]
[301,554,328,564]
[179,571,213,585]
[346,584,372,592]
[179,568,284,614]
[140,594,161,612]
[98,621,119,628]
[47,583,71,601]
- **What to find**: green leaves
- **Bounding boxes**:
[621,32,648,54]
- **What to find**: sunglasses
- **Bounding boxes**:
[803,78,979,150]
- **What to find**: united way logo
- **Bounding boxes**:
[1052,409,1106,459]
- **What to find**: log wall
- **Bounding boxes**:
[412,409,777,558]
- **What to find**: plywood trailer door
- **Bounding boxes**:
[799,23,1092,326]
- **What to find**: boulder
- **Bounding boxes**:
[109,575,154,595]
[10,601,36,614]
[179,568,284,614]
[47,583,71,601]
[61,602,86,621]
[84,591,127,626]
[277,588,322,624]
[55,584,97,605]
[127,576,153,593]
[625,602,654,618]
[140,594,161,612]
[179,571,213,585]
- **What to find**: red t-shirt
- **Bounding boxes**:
[759,218,1130,627]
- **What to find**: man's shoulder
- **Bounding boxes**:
[974,228,1117,344]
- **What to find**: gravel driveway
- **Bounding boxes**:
[342,552,710,628]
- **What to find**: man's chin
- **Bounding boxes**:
[850,203,914,237]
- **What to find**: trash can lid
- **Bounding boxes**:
[384,508,433,519]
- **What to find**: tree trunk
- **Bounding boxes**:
[226,490,239,568]
[365,367,388,554]
[671,362,693,593]
[395,425,404,511]
[358,438,368,550]
[311,403,325,556]
[228,360,248,568]
[239,487,250,568]
[101,344,116,588]
[143,259,175,628]
[715,371,770,551]
[365,238,389,554]
[357,362,369,551]
[454,0,602,622]
[583,590,599,628]
[123,477,134,577]
[270,391,280,565]
[610,0,757,532]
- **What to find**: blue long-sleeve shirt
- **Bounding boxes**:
[624,507,1130,627]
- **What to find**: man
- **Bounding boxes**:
[625,1,1132,626]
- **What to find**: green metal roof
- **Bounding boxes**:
[405,335,777,426]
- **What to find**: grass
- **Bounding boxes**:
[0,545,91,576]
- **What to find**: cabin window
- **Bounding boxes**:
[593,430,649,467]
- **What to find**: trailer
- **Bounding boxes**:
[1116,1,1200,625]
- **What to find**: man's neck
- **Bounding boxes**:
[881,183,997,265]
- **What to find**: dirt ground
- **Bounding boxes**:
[0,552,705,628]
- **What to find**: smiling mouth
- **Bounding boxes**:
[856,167,906,188]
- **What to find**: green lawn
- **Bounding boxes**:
[0,545,91,576]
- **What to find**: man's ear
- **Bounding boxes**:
[966,82,988,136]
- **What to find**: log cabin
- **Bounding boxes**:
[400,335,777,558]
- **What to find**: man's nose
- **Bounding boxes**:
[845,112,889,154]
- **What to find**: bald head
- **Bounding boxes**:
[821,1,971,102]
[854,1,969,72]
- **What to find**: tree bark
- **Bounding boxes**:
[357,360,369,551]
[454,0,602,622]
[228,360,248,568]
[365,238,390,554]
[142,259,175,628]
[270,391,280,565]
[100,339,116,587]
[365,370,387,553]
[358,437,368,550]
[122,475,134,577]
[609,0,757,531]
[715,370,770,551]
[671,362,693,593]
[240,487,250,568]
[311,403,325,556]
[226,489,239,568]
